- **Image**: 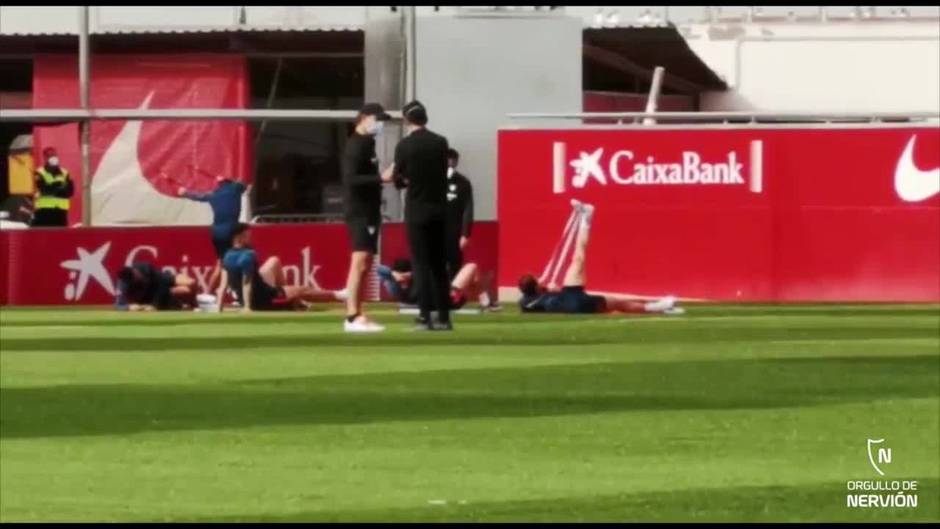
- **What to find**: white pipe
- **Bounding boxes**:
[0,109,404,123]
[79,6,92,226]
[643,66,665,126]
[2,109,935,123]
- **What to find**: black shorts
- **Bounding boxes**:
[555,286,606,314]
[31,208,68,228]
[212,234,233,260]
[251,279,286,310]
[346,217,380,253]
[153,271,183,310]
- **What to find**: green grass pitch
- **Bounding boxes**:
[1,304,938,522]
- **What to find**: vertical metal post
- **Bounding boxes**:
[643,66,665,125]
[79,6,92,226]
[404,6,417,102]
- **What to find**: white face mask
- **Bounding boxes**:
[48,156,60,167]
[367,121,384,136]
[447,167,455,178]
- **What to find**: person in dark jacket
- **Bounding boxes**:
[31,147,74,228]
[385,100,453,331]
[176,174,248,294]
[444,148,474,279]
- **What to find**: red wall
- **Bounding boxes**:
[0,222,499,306]
[498,126,940,302]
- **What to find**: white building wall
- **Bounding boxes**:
[682,21,940,113]
[413,14,583,220]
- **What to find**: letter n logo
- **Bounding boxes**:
[878,448,892,465]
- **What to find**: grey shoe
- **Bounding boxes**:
[430,321,453,331]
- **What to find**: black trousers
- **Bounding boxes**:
[31,208,68,227]
[445,226,463,281]
[407,213,451,324]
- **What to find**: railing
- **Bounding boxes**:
[0,109,403,123]
[506,111,940,125]
[252,213,398,224]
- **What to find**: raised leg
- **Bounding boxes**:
[258,256,284,287]
[562,203,594,288]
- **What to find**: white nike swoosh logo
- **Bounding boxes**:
[894,134,940,202]
[92,91,213,225]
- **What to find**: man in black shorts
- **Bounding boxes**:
[518,200,683,316]
[216,224,344,312]
[342,102,394,333]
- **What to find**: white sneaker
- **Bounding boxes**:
[571,200,595,222]
[663,307,686,316]
[644,296,676,313]
[334,289,350,301]
[344,318,385,333]
[579,203,595,220]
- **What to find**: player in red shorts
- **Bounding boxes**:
[377,259,501,312]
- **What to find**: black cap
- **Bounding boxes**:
[402,100,428,125]
[360,102,391,121]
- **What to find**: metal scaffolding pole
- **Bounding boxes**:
[0,109,930,124]
[404,6,417,102]
[78,6,92,226]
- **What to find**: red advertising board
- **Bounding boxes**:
[32,54,252,226]
[378,222,500,302]
[498,126,940,302]
[0,222,499,306]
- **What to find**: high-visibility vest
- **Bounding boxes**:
[35,167,71,211]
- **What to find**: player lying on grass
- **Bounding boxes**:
[216,223,346,312]
[114,262,197,311]
[377,258,501,312]
[518,200,683,315]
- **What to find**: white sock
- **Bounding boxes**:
[580,213,592,230]
[579,204,594,229]
[644,297,675,313]
[479,292,491,306]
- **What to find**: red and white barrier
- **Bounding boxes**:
[498,126,940,302]
[0,222,499,306]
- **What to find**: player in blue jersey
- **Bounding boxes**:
[172,173,248,294]
[518,201,683,316]
[216,224,345,312]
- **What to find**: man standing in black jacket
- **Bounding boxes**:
[341,103,393,333]
[385,100,453,331]
[444,148,474,280]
